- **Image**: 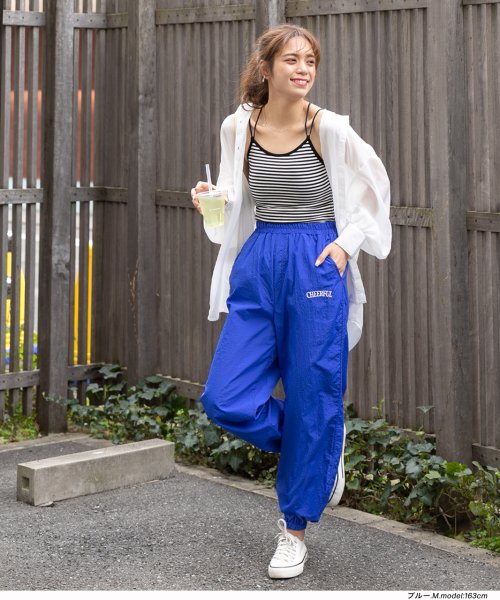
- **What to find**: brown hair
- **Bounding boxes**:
[239,24,321,108]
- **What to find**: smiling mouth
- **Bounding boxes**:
[291,78,309,86]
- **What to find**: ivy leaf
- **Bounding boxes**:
[416,405,434,414]
[154,406,169,418]
[99,364,121,380]
[405,458,423,478]
[346,479,360,490]
[181,432,199,449]
[445,461,471,477]
[203,428,220,447]
[144,375,164,385]
[227,454,243,472]
[345,454,366,470]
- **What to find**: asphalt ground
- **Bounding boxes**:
[0,434,499,593]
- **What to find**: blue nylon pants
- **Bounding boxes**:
[201,221,349,531]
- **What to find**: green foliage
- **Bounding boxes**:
[0,402,39,444]
[341,410,499,549]
[169,407,277,484]
[49,364,185,444]
[47,366,499,552]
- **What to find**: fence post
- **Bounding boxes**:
[126,0,158,383]
[255,0,286,36]
[37,0,74,433]
[427,1,472,464]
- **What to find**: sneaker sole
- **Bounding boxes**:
[268,551,308,579]
[328,424,346,506]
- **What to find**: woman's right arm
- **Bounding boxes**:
[190,114,236,243]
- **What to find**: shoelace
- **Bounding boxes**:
[273,518,299,561]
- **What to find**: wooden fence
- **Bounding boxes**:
[0,0,498,468]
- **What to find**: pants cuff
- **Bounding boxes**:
[284,513,307,531]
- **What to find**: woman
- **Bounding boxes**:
[191,24,391,579]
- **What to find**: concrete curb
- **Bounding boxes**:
[174,461,500,569]
[17,438,175,506]
[0,433,113,454]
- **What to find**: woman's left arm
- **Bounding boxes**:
[315,125,391,274]
[334,126,392,260]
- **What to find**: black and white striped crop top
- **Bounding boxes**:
[247,103,335,223]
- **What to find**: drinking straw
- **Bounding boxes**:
[205,163,213,196]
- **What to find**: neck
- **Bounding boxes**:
[261,96,308,129]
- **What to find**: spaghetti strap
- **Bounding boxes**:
[303,102,312,134]
[249,106,264,139]
[307,107,324,137]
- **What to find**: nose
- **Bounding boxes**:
[296,58,310,73]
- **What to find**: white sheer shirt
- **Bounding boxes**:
[202,104,392,350]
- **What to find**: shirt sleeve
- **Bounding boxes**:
[334,125,392,260]
[203,114,236,245]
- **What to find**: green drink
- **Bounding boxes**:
[197,190,226,227]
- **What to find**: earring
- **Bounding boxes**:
[262,76,265,83]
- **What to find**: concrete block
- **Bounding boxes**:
[17,438,175,506]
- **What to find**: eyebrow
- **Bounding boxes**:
[282,52,316,58]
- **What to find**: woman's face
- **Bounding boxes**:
[262,36,317,101]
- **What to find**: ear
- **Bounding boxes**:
[258,59,271,80]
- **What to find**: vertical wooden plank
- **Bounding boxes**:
[492,233,500,451]
[491,3,500,453]
[427,0,471,464]
[377,9,390,422]
[77,0,92,405]
[78,202,89,363]
[0,1,11,184]
[338,13,350,114]
[410,8,427,430]
[22,0,41,415]
[126,0,158,383]
[400,10,417,430]
[483,3,499,453]
[90,2,105,364]
[475,4,493,451]
[464,4,481,449]
[8,1,23,409]
[22,202,36,413]
[255,0,285,37]
[172,206,180,377]
[37,0,74,433]
[68,201,77,366]
[9,204,22,410]
[0,206,8,417]
[158,205,170,374]
[0,4,11,416]
[363,13,379,419]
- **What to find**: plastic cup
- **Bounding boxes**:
[197,190,226,227]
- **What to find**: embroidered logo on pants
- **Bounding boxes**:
[306,290,333,299]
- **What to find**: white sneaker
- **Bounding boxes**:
[328,424,346,506]
[268,518,308,579]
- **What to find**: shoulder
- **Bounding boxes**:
[221,104,252,134]
[318,108,350,134]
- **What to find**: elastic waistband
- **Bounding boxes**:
[255,220,337,234]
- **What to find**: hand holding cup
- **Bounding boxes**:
[190,182,227,227]
[191,181,210,214]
